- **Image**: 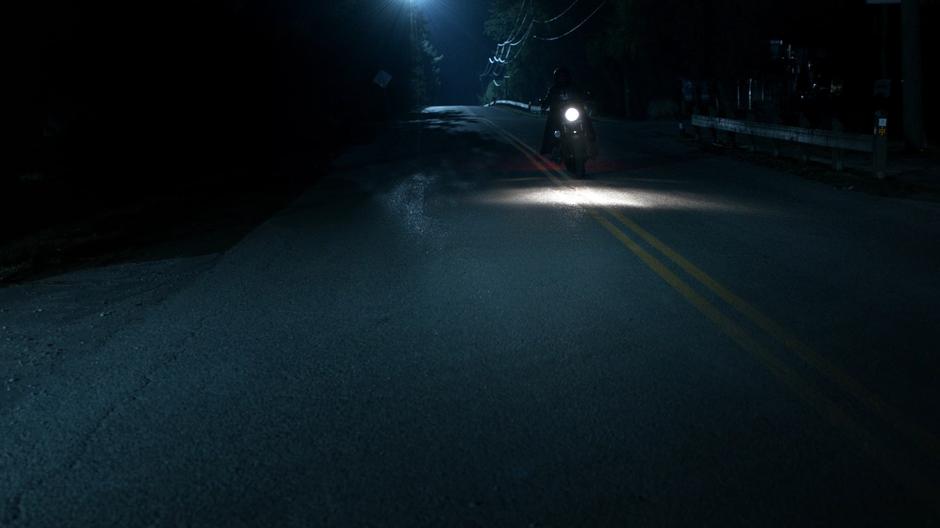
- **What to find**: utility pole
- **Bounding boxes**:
[902,0,926,150]
[408,0,422,109]
[410,1,417,108]
[880,5,889,79]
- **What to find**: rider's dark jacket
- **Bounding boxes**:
[540,81,596,154]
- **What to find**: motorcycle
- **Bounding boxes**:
[539,88,594,178]
[553,101,589,178]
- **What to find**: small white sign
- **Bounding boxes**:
[373,70,393,89]
[879,118,888,127]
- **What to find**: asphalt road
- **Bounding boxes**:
[2,106,940,526]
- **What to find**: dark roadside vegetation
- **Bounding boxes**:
[3,0,428,284]
[485,0,940,135]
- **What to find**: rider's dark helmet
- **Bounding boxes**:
[553,66,572,86]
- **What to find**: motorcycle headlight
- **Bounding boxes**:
[564,107,581,122]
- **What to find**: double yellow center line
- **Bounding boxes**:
[482,117,940,511]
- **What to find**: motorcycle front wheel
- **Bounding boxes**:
[574,155,586,178]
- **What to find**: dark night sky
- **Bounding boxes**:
[422,1,491,104]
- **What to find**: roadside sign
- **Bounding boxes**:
[373,70,392,89]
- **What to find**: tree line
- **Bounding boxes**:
[482,0,936,136]
[6,0,441,198]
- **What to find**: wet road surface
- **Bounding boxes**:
[2,106,940,526]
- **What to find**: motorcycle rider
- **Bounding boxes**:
[540,66,597,156]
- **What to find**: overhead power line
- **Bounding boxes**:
[479,61,495,79]
[496,19,532,61]
[533,0,607,41]
[535,0,580,24]
[498,0,530,46]
[496,12,530,60]
[484,0,534,80]
[509,21,533,46]
[483,0,608,87]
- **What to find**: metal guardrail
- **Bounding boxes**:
[691,115,888,178]
[487,100,543,114]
